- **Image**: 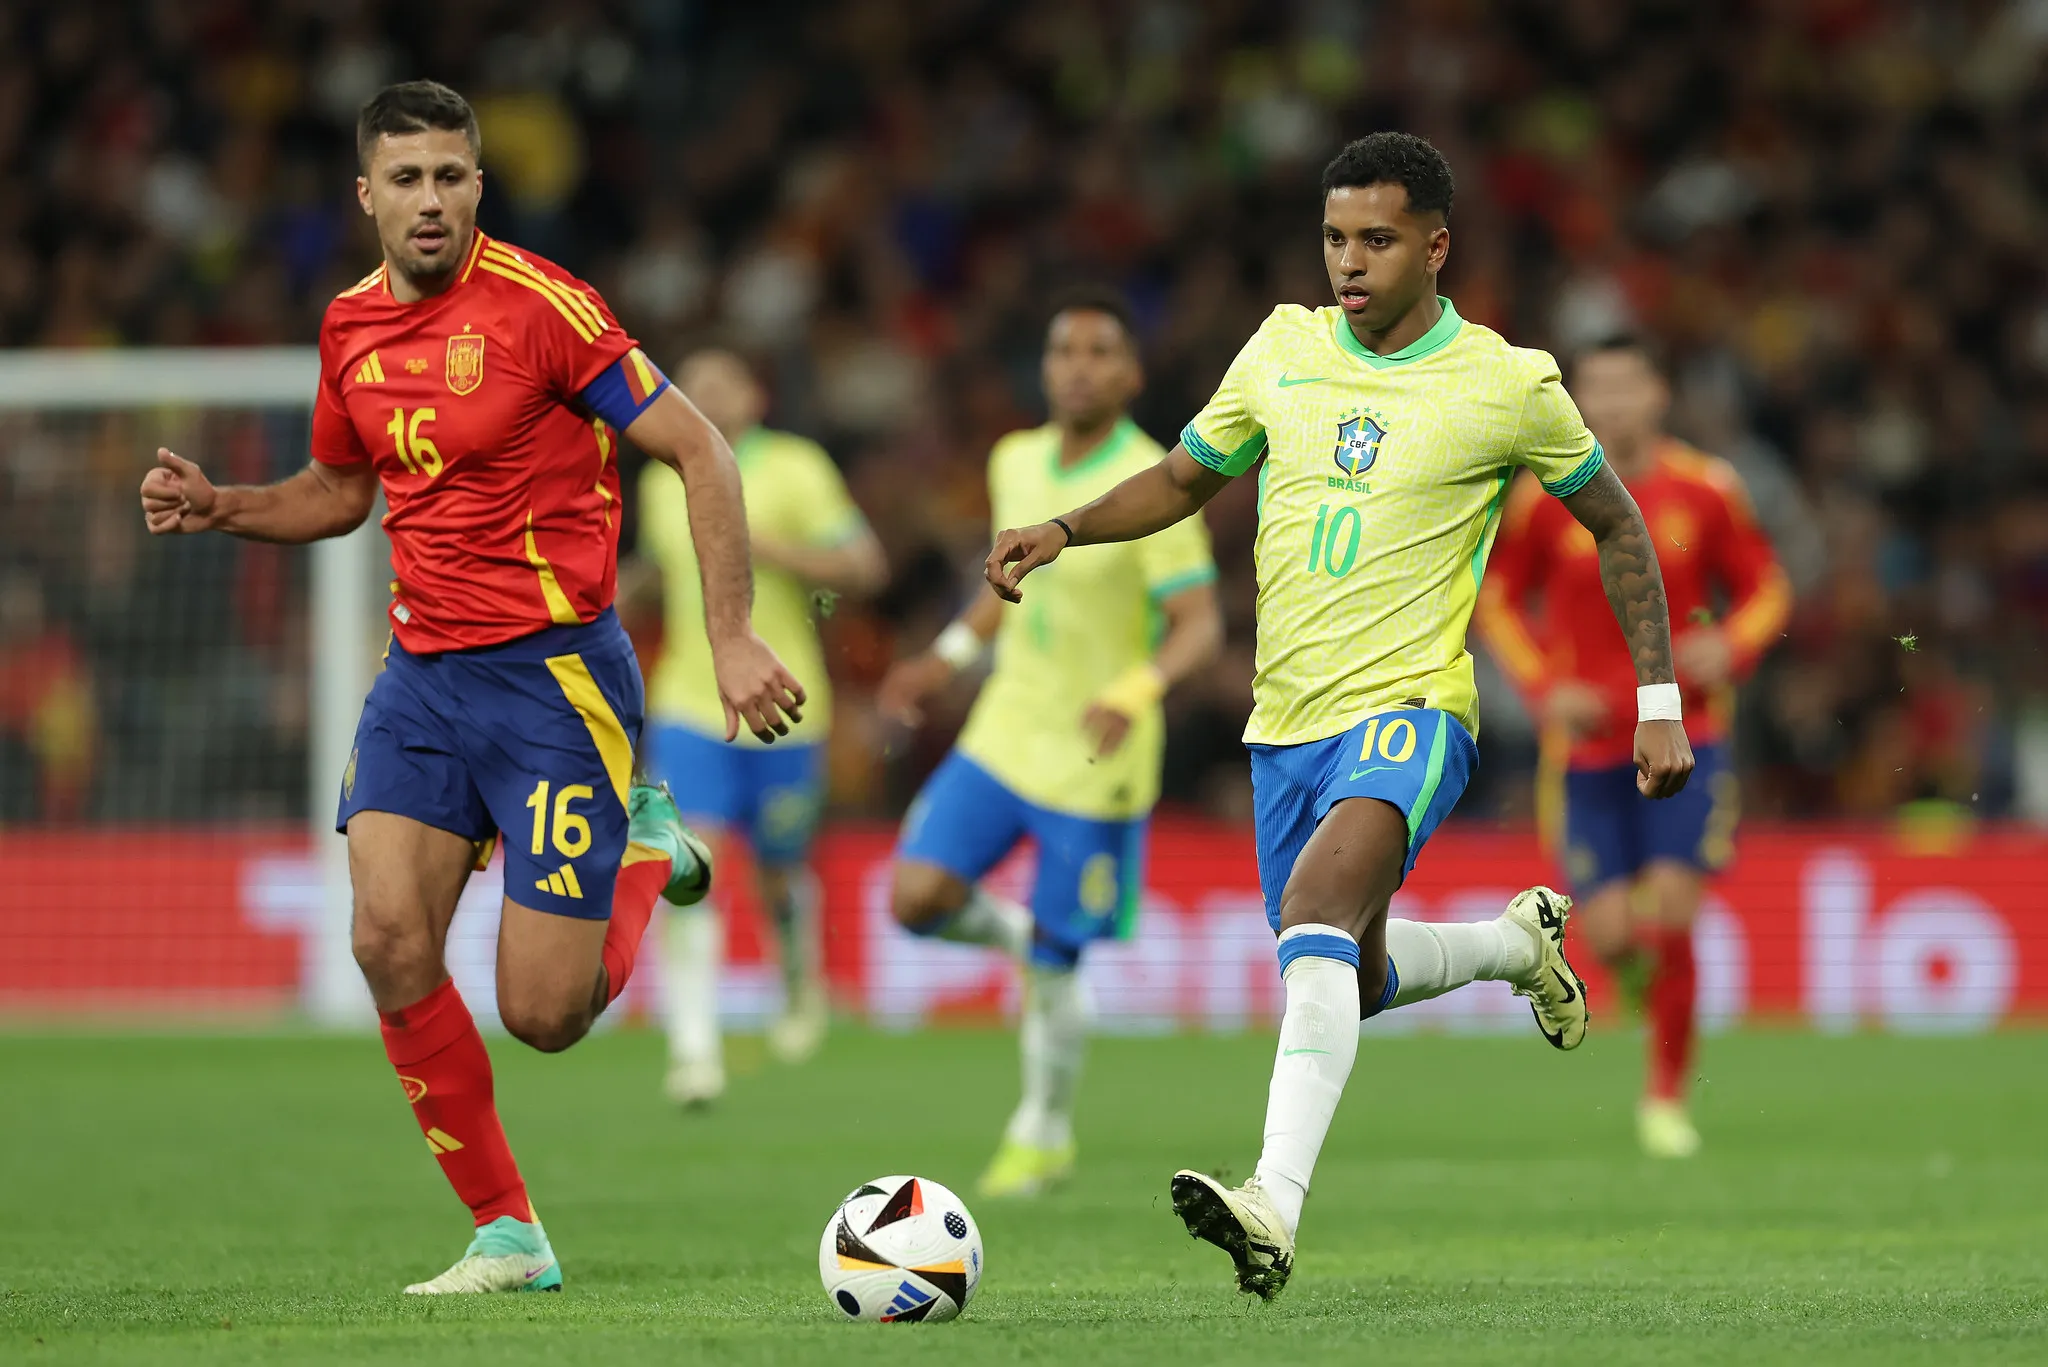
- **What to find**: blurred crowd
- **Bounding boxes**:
[4,0,2048,825]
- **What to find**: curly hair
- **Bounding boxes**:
[1321,132,1455,221]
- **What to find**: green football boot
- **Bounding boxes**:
[404,1215,562,1294]
[628,781,713,906]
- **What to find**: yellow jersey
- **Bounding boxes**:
[638,427,869,745]
[957,419,1217,820]
[1182,297,1602,745]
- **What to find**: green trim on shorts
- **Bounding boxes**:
[1406,712,1452,848]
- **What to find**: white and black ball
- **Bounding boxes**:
[818,1175,983,1322]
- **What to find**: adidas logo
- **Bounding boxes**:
[883,1279,934,1317]
[354,351,386,384]
[424,1127,464,1155]
[535,864,584,899]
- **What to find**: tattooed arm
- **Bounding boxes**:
[1559,463,1695,798]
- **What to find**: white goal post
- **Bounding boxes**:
[0,347,375,1025]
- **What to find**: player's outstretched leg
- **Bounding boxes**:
[981,960,1085,1198]
[1377,887,1589,1049]
[764,867,829,1065]
[602,782,711,1013]
[1638,863,1702,1157]
[661,892,726,1107]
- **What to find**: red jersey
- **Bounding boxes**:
[312,231,654,653]
[1477,438,1791,769]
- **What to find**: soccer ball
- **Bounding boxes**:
[818,1175,982,1322]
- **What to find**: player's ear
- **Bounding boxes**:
[356,176,373,216]
[1427,224,1450,274]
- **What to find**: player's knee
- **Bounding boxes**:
[890,861,960,933]
[350,910,438,997]
[500,999,591,1054]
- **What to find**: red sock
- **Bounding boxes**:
[379,978,532,1227]
[600,850,672,1007]
[1645,925,1698,1103]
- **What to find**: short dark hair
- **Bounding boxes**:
[1573,331,1667,381]
[1321,132,1455,221]
[1047,285,1138,348]
[357,80,481,171]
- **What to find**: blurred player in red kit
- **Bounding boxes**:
[138,81,804,1292]
[1479,335,1789,1157]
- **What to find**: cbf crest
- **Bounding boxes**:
[445,330,486,396]
[1333,408,1388,478]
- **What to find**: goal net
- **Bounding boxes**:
[0,348,377,1023]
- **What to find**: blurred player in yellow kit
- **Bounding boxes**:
[880,289,1223,1197]
[637,350,886,1105]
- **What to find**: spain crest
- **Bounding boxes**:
[445,332,485,396]
[1334,412,1386,477]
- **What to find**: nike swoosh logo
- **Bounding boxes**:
[1347,765,1398,781]
[1550,968,1579,1004]
[524,1263,554,1281]
[1277,373,1327,388]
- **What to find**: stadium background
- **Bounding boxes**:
[2,0,2046,1033]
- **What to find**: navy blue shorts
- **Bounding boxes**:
[896,751,1147,969]
[1248,707,1477,933]
[645,721,823,868]
[1561,741,1736,894]
[337,609,643,919]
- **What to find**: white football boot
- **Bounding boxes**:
[1502,886,1590,1050]
[1169,1171,1296,1300]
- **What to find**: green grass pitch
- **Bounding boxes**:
[3,1026,2045,1365]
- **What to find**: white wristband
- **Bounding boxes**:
[1638,682,1683,722]
[932,621,986,672]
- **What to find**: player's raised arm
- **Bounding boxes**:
[1557,462,1694,799]
[984,444,1227,602]
[622,387,806,743]
[139,449,377,543]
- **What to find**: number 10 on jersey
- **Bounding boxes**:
[1307,502,1362,578]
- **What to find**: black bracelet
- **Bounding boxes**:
[1050,516,1076,545]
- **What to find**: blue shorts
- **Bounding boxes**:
[337,608,643,920]
[896,751,1146,969]
[1561,742,1735,894]
[644,721,823,867]
[1248,708,1477,932]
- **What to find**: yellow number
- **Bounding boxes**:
[552,784,593,858]
[525,780,549,856]
[1078,853,1119,916]
[386,406,442,477]
[386,409,415,473]
[1356,718,1380,763]
[1379,718,1417,764]
[409,408,442,476]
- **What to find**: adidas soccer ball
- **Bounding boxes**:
[819,1175,982,1323]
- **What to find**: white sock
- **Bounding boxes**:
[661,903,722,1067]
[1005,964,1086,1150]
[769,870,822,999]
[1383,916,1540,1010]
[1253,924,1361,1237]
[934,886,1033,958]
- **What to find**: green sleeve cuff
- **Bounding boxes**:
[1147,565,1218,600]
[1181,424,1267,476]
[1541,443,1605,498]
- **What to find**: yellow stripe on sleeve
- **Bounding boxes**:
[481,246,606,338]
[477,259,600,343]
[543,653,634,808]
[1724,564,1792,659]
[626,347,658,401]
[523,510,584,624]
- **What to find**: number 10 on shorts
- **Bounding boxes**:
[1357,715,1418,764]
[525,780,592,858]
